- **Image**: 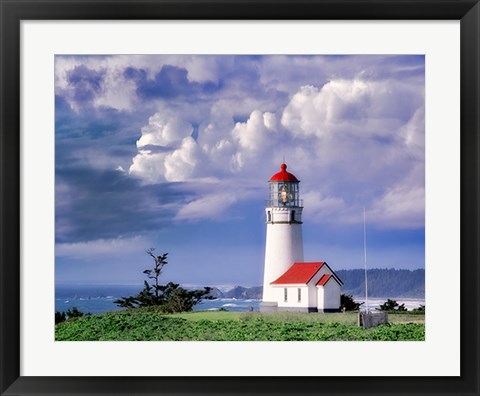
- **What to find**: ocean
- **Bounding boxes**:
[55,284,425,315]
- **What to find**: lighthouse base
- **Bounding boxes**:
[259,301,278,312]
[260,302,332,313]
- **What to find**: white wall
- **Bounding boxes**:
[307,265,331,306]
[267,263,341,309]
[262,207,304,302]
[274,285,309,308]
[323,281,341,310]
[317,287,324,310]
[317,281,341,311]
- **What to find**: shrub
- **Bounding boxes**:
[378,299,407,312]
[114,249,211,313]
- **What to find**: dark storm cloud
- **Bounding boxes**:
[55,167,188,243]
[67,65,106,103]
[54,96,187,244]
[124,65,221,100]
[56,90,150,141]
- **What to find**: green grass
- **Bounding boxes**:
[168,310,245,321]
[55,309,425,341]
[169,311,424,324]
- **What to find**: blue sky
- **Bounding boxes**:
[55,55,425,286]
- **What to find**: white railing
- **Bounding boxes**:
[265,199,303,207]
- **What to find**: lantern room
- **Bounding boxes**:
[267,163,302,207]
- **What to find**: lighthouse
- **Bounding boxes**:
[260,163,343,313]
[261,163,304,308]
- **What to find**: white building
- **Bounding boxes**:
[260,163,343,313]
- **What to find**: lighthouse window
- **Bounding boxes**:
[291,210,295,222]
[284,288,288,302]
[267,211,271,222]
[298,288,301,302]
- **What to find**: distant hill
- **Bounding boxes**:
[223,286,263,299]
[336,268,425,298]
[205,268,424,300]
[205,286,263,300]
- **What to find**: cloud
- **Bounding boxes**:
[232,110,278,153]
[164,137,202,182]
[56,57,138,112]
[55,168,182,243]
[174,192,237,221]
[126,74,424,227]
[281,79,422,140]
[302,191,347,223]
[129,150,168,184]
[129,108,281,185]
[56,55,425,231]
[56,236,145,259]
[125,65,205,99]
[369,184,425,229]
[136,110,194,148]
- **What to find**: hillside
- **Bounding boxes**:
[206,268,425,299]
[55,310,425,341]
[336,268,425,298]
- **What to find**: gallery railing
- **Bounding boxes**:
[265,199,303,207]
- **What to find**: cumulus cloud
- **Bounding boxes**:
[127,73,424,226]
[164,137,201,182]
[56,55,425,230]
[129,150,168,184]
[281,79,421,140]
[130,108,282,185]
[136,110,194,148]
[232,110,278,152]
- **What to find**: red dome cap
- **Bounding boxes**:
[269,163,299,182]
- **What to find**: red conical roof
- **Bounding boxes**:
[269,163,299,182]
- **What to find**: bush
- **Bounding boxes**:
[55,311,66,324]
[340,294,360,311]
[378,299,407,312]
[55,306,89,324]
[114,249,211,313]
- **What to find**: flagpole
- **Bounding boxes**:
[363,207,369,312]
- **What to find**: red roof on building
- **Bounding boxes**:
[316,274,332,286]
[271,262,325,285]
[269,163,299,182]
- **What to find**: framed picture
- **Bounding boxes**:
[1,0,479,395]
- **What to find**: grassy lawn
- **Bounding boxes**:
[169,311,424,324]
[168,310,245,321]
[55,309,425,341]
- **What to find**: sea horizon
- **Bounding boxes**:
[55,283,425,315]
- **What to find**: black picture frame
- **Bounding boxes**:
[1,1,479,395]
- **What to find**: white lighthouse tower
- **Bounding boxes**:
[261,163,304,310]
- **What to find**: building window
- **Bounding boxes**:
[291,210,295,222]
[284,288,288,302]
[267,211,271,222]
[297,288,301,302]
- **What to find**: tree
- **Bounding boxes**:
[114,249,212,312]
[143,249,168,302]
[65,306,85,318]
[158,282,212,313]
[55,307,89,325]
[340,294,360,311]
[55,311,66,324]
[412,304,425,313]
[378,299,407,312]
